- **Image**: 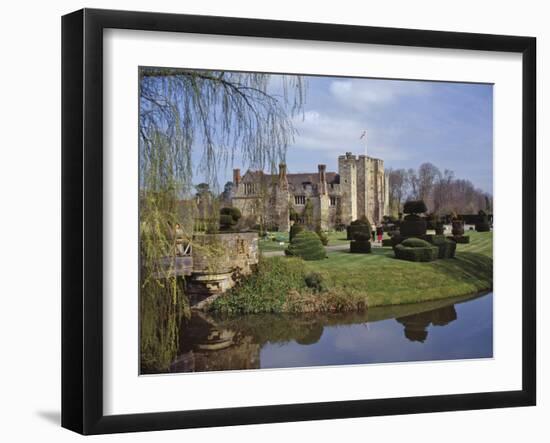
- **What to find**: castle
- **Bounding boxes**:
[230,152,389,231]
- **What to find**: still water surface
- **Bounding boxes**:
[170,292,493,373]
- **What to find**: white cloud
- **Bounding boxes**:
[290,110,410,162]
[329,78,431,111]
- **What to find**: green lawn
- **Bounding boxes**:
[258,230,351,253]
[302,231,493,308]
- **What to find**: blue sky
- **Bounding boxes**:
[193,74,493,194]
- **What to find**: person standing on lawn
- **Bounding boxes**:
[376,225,383,243]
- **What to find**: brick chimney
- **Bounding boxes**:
[278,163,288,189]
[318,164,327,195]
[233,168,241,187]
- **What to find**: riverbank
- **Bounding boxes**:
[209,231,493,314]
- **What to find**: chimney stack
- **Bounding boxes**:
[233,168,241,187]
[318,164,327,195]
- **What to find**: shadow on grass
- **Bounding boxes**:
[432,251,493,287]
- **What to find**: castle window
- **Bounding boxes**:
[244,183,255,195]
[330,196,338,207]
[295,195,306,205]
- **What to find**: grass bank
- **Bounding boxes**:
[211,231,492,313]
[304,230,492,308]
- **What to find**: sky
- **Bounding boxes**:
[192,73,493,194]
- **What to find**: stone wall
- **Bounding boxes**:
[338,152,357,224]
[187,232,259,307]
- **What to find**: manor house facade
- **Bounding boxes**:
[231,152,389,231]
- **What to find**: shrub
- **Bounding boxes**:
[428,235,456,259]
[435,222,445,235]
[315,226,329,246]
[475,210,490,232]
[426,213,438,230]
[289,224,305,241]
[381,238,394,247]
[451,220,464,236]
[304,272,326,292]
[219,207,241,231]
[394,243,438,262]
[402,237,432,248]
[285,231,326,261]
[447,235,470,244]
[209,257,307,314]
[399,219,427,237]
[403,200,428,215]
[350,240,372,253]
[347,216,372,240]
[350,232,372,253]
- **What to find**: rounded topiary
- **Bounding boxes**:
[403,200,428,215]
[350,232,372,253]
[219,207,241,231]
[285,231,326,261]
[347,216,372,240]
[394,243,438,262]
[290,224,305,241]
[402,237,432,248]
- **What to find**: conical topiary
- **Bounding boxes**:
[285,231,326,261]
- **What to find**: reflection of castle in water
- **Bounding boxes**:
[395,305,458,342]
[170,297,467,373]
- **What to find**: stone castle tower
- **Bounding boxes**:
[231,152,387,231]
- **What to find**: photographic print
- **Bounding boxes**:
[139,67,493,375]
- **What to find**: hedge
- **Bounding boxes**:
[394,243,438,262]
[285,231,326,261]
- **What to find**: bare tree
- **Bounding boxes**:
[417,162,441,205]
[387,168,409,215]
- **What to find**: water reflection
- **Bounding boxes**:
[396,305,457,342]
[169,292,493,373]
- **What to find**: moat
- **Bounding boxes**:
[168,292,493,373]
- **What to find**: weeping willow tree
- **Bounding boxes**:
[139,67,306,372]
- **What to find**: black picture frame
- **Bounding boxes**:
[62,8,536,435]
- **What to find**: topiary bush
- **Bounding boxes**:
[219,207,242,231]
[315,226,329,246]
[435,222,445,235]
[400,200,427,237]
[402,237,432,248]
[427,235,456,259]
[475,210,491,232]
[447,235,470,244]
[403,200,428,215]
[350,232,372,253]
[394,242,438,262]
[289,223,305,241]
[285,231,326,261]
[451,219,464,236]
[346,216,372,240]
